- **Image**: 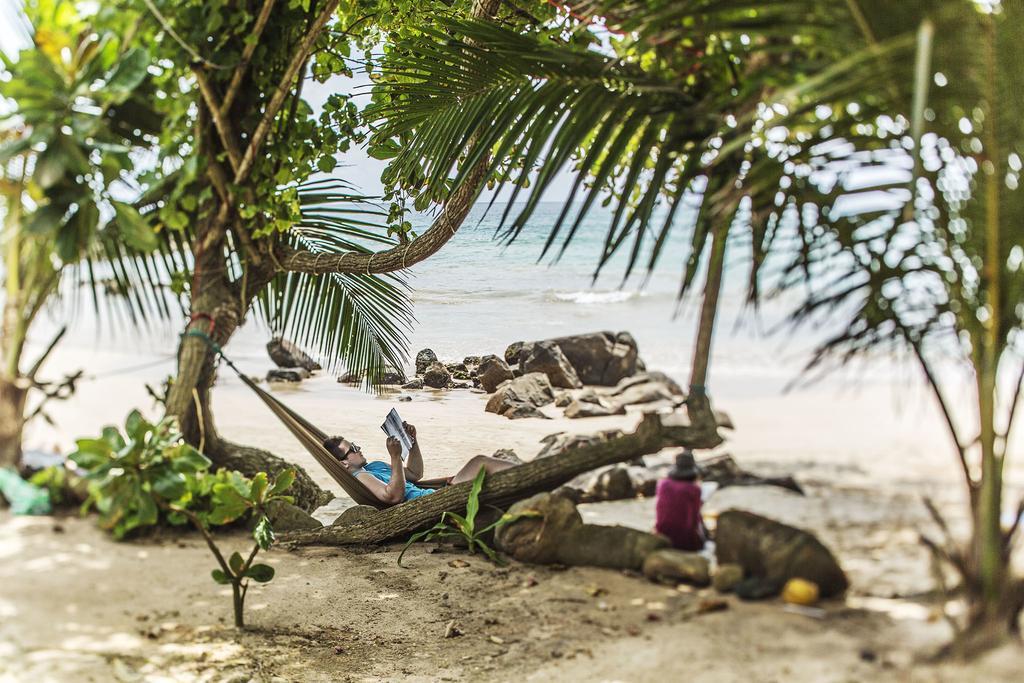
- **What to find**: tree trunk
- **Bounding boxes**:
[0,378,28,470]
[284,407,723,547]
[164,245,331,512]
[689,221,727,397]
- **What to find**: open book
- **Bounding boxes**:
[380,408,413,460]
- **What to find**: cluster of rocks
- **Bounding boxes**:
[475,331,687,420]
[556,452,804,504]
[495,491,848,600]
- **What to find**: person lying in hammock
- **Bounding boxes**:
[323,422,516,505]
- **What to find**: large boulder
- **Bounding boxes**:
[514,332,641,386]
[521,341,582,389]
[267,338,321,371]
[715,510,848,598]
[484,372,554,419]
[495,492,668,569]
[503,341,525,366]
[415,348,438,375]
[422,362,451,389]
[477,355,514,393]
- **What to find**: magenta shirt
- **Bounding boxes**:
[654,478,706,551]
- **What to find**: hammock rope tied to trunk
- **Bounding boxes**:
[180,328,444,510]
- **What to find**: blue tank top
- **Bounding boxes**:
[357,461,433,501]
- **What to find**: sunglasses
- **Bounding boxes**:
[339,443,361,459]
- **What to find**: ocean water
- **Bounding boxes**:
[402,201,837,394]
[20,200,1021,472]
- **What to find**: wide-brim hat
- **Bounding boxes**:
[669,449,699,479]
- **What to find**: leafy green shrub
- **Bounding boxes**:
[28,465,71,507]
[70,410,295,628]
[398,468,537,567]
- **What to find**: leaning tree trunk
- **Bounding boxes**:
[164,238,331,512]
[285,403,723,547]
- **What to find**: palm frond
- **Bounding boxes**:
[253,179,414,387]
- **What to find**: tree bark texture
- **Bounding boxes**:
[283,405,723,547]
[0,378,28,469]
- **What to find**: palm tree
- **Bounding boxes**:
[367,0,1022,653]
[52,0,503,509]
[0,3,156,468]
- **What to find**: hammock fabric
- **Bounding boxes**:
[231,367,448,508]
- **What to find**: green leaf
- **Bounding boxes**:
[33,143,67,189]
[270,469,295,496]
[169,445,212,473]
[211,569,232,584]
[124,410,150,441]
[368,139,401,160]
[103,48,149,96]
[250,472,268,503]
[101,426,126,451]
[113,202,159,252]
[465,467,485,528]
[150,468,186,500]
[229,551,244,575]
[253,515,274,550]
[24,202,69,235]
[244,563,275,583]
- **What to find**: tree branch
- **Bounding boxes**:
[276,155,488,274]
[906,331,973,489]
[234,0,342,185]
[26,326,66,381]
[192,70,243,174]
[999,356,1024,458]
[221,0,279,115]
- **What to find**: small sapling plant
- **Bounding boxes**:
[398,468,537,567]
[70,410,295,628]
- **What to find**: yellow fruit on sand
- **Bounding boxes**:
[782,578,820,606]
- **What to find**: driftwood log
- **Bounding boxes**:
[283,401,723,547]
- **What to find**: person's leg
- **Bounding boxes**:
[450,455,516,485]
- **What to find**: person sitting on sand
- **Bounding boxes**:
[654,449,707,551]
[323,421,516,505]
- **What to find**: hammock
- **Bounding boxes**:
[184,329,447,509]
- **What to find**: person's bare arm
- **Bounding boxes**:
[403,421,423,482]
[356,438,407,504]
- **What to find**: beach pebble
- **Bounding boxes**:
[563,398,625,419]
[402,378,424,390]
[264,500,322,531]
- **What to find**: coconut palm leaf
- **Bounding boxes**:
[88,176,414,386]
[366,3,913,300]
[253,179,415,385]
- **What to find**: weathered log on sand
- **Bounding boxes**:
[283,400,723,547]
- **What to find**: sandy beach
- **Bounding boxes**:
[2,333,1022,681]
